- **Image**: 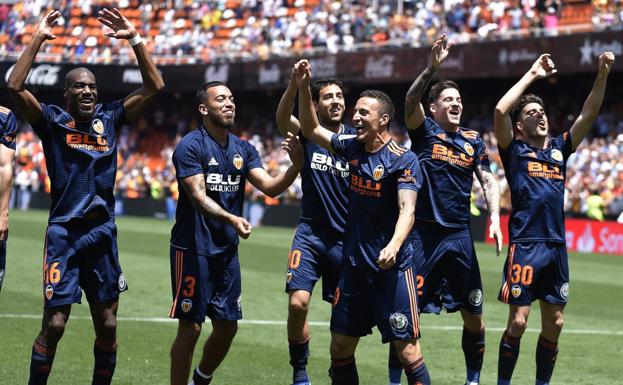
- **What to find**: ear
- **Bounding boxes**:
[380,113,390,127]
[197,104,208,116]
[313,101,319,110]
[429,102,436,114]
[63,88,68,98]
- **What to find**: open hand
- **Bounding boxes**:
[98,8,138,40]
[37,10,60,40]
[281,132,303,166]
[293,59,312,88]
[431,34,450,70]
[530,54,557,78]
[489,220,503,256]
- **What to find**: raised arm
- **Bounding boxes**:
[98,8,164,122]
[296,60,335,151]
[405,34,450,130]
[0,145,15,241]
[377,189,418,270]
[247,132,303,198]
[6,10,60,124]
[494,54,556,150]
[180,174,252,239]
[569,52,615,150]
[475,163,503,255]
[276,69,301,136]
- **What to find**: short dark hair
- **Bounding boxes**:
[428,80,460,105]
[65,67,95,88]
[511,94,544,126]
[196,81,227,108]
[360,89,395,125]
[311,78,343,102]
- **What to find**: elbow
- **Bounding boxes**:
[264,189,279,199]
[494,105,508,117]
[152,79,165,93]
[6,80,21,94]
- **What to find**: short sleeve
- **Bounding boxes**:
[105,100,126,128]
[474,138,490,169]
[330,133,357,158]
[31,103,54,139]
[0,111,17,150]
[397,153,423,192]
[555,131,574,160]
[173,137,205,179]
[407,117,436,147]
[245,141,263,171]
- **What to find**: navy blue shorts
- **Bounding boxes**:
[499,242,569,306]
[285,220,343,303]
[0,240,6,291]
[330,264,421,344]
[410,225,483,315]
[42,220,126,308]
[169,246,242,323]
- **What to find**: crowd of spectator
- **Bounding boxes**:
[1,0,621,64]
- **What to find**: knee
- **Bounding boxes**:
[543,315,564,334]
[289,295,310,314]
[509,314,528,335]
[44,317,67,342]
[100,316,117,335]
[177,321,202,342]
[330,339,354,359]
[463,314,484,333]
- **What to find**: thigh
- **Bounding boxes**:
[43,224,82,308]
[442,236,483,314]
[80,222,128,303]
[330,264,374,338]
[373,266,421,344]
[169,246,210,324]
[206,253,243,321]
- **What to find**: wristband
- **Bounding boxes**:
[128,34,142,46]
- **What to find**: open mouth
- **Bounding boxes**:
[223,110,234,117]
[79,98,94,109]
[449,109,460,117]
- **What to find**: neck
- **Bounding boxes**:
[67,106,91,123]
[521,134,548,149]
[365,131,391,153]
[440,121,459,133]
[318,118,341,133]
[203,120,229,145]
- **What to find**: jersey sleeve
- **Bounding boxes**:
[555,131,574,160]
[0,110,17,150]
[407,117,435,146]
[31,103,54,139]
[107,100,127,128]
[245,141,263,171]
[474,137,491,169]
[173,136,205,179]
[330,133,357,159]
[397,153,423,192]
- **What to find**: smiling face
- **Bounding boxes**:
[516,102,548,139]
[315,83,345,127]
[64,68,98,121]
[429,87,462,130]
[198,85,236,129]
[351,96,389,144]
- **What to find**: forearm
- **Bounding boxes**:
[276,82,298,135]
[261,163,301,198]
[190,193,233,223]
[298,84,320,139]
[580,71,609,120]
[495,72,538,114]
[405,64,435,120]
[480,172,500,221]
[7,34,45,91]
[132,42,165,93]
[388,211,414,249]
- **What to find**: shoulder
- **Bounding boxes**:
[386,141,418,168]
[0,105,12,117]
[460,127,482,143]
[177,129,205,152]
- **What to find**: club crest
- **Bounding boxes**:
[181,298,193,313]
[118,273,127,291]
[45,285,54,300]
[373,165,384,181]
[92,119,105,135]
[511,285,522,298]
[551,149,563,162]
[389,312,408,332]
[233,154,244,170]
[469,289,483,306]
[560,283,569,299]
[464,142,474,156]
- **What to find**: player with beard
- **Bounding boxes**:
[403,35,503,385]
[276,67,362,384]
[0,105,16,293]
[169,81,303,385]
[7,9,164,385]
[296,60,430,385]
[493,52,614,385]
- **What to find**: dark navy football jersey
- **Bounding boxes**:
[171,127,263,257]
[499,132,573,243]
[299,125,354,233]
[32,102,124,223]
[0,106,17,150]
[331,134,423,272]
[409,117,490,228]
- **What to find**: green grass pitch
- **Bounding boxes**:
[1,210,622,384]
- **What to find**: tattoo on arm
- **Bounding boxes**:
[405,65,435,117]
[477,166,500,218]
[181,175,230,221]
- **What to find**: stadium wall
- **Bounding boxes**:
[1,31,621,92]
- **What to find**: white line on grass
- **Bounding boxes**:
[1,313,622,336]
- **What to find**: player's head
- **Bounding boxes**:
[196,81,235,129]
[352,90,394,143]
[311,78,345,126]
[428,80,462,129]
[64,67,97,121]
[511,94,548,139]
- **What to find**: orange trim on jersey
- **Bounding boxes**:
[501,244,516,303]
[461,129,479,139]
[41,227,49,305]
[388,142,406,156]
[169,250,184,317]
[0,106,11,115]
[405,268,420,337]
